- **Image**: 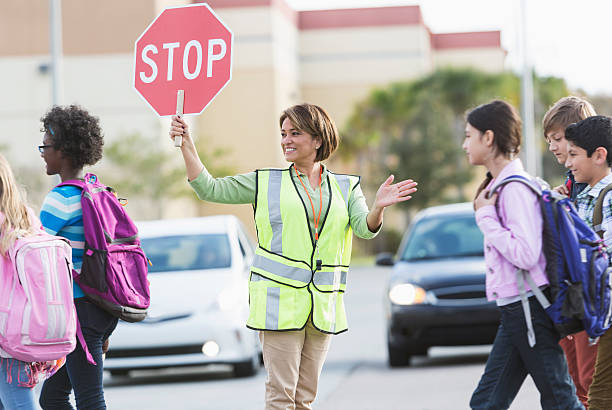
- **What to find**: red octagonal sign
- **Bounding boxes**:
[134,3,233,116]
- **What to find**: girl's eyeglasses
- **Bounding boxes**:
[38,145,52,153]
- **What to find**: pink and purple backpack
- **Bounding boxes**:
[59,173,150,323]
[0,233,77,362]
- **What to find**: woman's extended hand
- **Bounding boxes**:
[474,189,497,210]
[367,175,417,232]
[373,175,418,210]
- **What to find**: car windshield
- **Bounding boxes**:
[400,213,484,261]
[141,234,232,273]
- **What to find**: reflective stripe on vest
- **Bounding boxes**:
[268,170,283,254]
[252,253,311,285]
[335,174,351,207]
[265,287,280,329]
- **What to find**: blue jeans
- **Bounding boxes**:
[470,295,583,410]
[0,359,36,410]
[39,299,118,410]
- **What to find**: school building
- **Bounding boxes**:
[0,0,505,226]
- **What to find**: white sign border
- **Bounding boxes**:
[132,2,235,117]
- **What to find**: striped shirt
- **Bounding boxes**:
[40,185,85,298]
[574,173,612,251]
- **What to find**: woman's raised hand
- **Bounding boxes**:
[169,115,192,148]
[169,115,204,181]
[373,175,418,210]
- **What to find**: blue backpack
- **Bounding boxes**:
[489,175,612,345]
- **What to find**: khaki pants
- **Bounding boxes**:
[259,320,332,410]
[588,330,612,409]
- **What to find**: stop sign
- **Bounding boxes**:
[134,3,233,116]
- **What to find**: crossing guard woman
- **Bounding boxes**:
[170,103,417,410]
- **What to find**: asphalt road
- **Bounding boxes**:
[102,265,540,410]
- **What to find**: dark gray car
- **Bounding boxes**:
[378,203,500,367]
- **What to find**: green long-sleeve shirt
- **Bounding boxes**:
[189,164,380,241]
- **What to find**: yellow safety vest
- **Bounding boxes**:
[247,166,359,334]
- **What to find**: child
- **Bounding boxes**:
[543,96,596,201]
[38,105,117,410]
[0,154,62,410]
[542,96,597,408]
[464,100,582,409]
[564,115,612,410]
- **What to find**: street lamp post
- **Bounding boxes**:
[519,0,540,176]
[49,0,63,106]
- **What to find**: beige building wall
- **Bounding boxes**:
[0,0,505,232]
[0,0,163,170]
[433,48,506,72]
[300,24,433,133]
[178,3,301,234]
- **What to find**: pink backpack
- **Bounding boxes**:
[0,233,77,362]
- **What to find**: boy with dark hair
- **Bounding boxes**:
[542,96,597,408]
[565,115,612,410]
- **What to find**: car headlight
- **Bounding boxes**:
[389,283,427,305]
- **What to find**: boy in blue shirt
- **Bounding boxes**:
[565,115,612,410]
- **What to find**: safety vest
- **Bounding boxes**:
[247,166,359,334]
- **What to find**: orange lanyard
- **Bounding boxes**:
[294,165,323,241]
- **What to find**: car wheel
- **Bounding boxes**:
[233,353,259,377]
[109,369,130,377]
[388,343,411,367]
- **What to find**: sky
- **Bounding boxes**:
[286,0,612,96]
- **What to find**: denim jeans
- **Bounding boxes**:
[0,359,36,410]
[470,295,583,410]
[39,298,118,410]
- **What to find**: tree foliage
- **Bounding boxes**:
[101,133,234,218]
[342,67,569,209]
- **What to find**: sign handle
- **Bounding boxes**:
[174,90,185,147]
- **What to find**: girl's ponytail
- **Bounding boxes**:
[474,172,493,202]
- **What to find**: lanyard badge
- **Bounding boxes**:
[294,164,323,271]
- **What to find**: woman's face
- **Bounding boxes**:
[280,118,320,165]
[462,122,490,166]
[40,132,63,175]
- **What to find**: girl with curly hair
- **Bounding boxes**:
[0,153,65,410]
[37,105,116,410]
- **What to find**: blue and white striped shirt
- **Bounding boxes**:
[40,185,85,298]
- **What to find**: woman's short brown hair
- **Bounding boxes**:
[279,103,339,162]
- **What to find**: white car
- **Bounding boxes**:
[104,215,261,377]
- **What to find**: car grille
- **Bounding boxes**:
[432,285,488,305]
[106,344,203,358]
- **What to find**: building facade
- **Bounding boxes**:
[0,0,504,225]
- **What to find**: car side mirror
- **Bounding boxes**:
[375,252,395,266]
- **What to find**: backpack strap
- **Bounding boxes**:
[488,175,547,347]
[516,269,551,348]
[75,316,97,366]
[487,174,542,199]
[592,183,612,239]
